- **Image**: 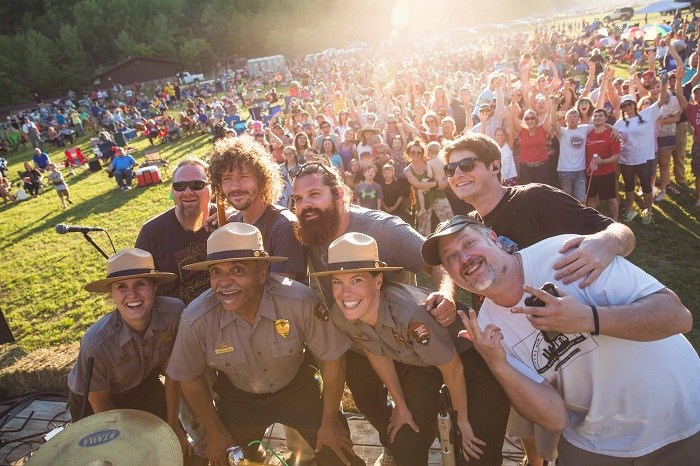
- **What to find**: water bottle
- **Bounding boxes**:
[228,445,245,465]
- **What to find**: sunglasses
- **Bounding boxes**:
[524,116,537,121]
[288,162,334,179]
[409,149,423,156]
[172,180,210,192]
[444,157,479,177]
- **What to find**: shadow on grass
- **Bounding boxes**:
[6,182,153,244]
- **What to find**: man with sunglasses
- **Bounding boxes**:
[290,158,511,466]
[441,133,636,466]
[135,157,217,464]
[136,157,216,305]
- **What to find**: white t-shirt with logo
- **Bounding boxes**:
[557,125,593,172]
[477,234,700,458]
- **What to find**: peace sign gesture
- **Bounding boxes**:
[457,309,507,368]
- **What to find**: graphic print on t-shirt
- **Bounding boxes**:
[174,241,209,304]
[512,329,599,379]
[569,135,584,150]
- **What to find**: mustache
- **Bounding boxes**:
[460,257,481,275]
[299,207,322,220]
[216,285,242,293]
[227,190,250,197]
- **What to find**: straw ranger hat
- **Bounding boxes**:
[183,223,287,271]
[309,232,402,277]
[84,248,176,293]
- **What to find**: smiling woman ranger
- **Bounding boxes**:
[311,233,509,466]
[67,248,191,455]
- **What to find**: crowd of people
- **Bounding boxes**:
[6,9,699,466]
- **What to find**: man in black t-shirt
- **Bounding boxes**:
[440,133,636,466]
[441,133,635,286]
[136,157,216,305]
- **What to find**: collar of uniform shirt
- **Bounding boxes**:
[218,285,276,329]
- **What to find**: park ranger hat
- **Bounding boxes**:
[84,248,176,293]
[309,232,402,277]
[183,223,287,271]
[421,216,487,267]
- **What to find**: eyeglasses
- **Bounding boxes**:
[288,162,335,179]
[524,116,537,121]
[172,180,210,192]
[444,157,479,177]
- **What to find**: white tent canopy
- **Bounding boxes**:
[636,1,691,14]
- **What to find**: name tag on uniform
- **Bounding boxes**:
[215,342,235,355]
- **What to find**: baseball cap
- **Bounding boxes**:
[421,216,486,267]
[641,70,655,79]
[620,94,637,105]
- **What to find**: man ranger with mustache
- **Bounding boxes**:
[168,223,365,466]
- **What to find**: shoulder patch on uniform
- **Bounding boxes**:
[408,321,430,345]
[314,302,330,321]
[160,331,173,343]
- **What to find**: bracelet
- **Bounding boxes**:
[590,305,600,336]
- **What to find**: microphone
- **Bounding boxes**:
[55,223,105,234]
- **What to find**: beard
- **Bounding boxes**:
[294,198,342,247]
[177,202,204,230]
[225,187,258,211]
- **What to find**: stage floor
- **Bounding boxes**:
[0,398,525,465]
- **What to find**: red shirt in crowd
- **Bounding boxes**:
[585,127,620,176]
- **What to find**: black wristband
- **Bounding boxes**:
[590,305,600,336]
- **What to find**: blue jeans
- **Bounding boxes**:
[115,169,133,188]
[558,170,586,202]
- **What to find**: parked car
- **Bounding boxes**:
[178,71,204,84]
[604,7,634,22]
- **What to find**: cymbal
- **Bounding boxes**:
[26,409,183,466]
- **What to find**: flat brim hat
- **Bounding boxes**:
[421,216,487,267]
[309,232,402,277]
[183,223,287,271]
[84,248,176,293]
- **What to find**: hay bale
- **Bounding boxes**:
[0,344,78,397]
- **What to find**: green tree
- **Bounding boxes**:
[179,38,213,71]
[56,24,91,91]
[24,29,59,95]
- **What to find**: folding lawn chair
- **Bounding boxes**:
[141,149,169,175]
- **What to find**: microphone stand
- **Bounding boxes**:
[81,231,117,259]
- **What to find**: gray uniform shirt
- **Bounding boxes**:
[330,283,456,367]
[67,296,185,395]
[167,275,352,394]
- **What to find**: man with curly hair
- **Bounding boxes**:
[208,135,307,282]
